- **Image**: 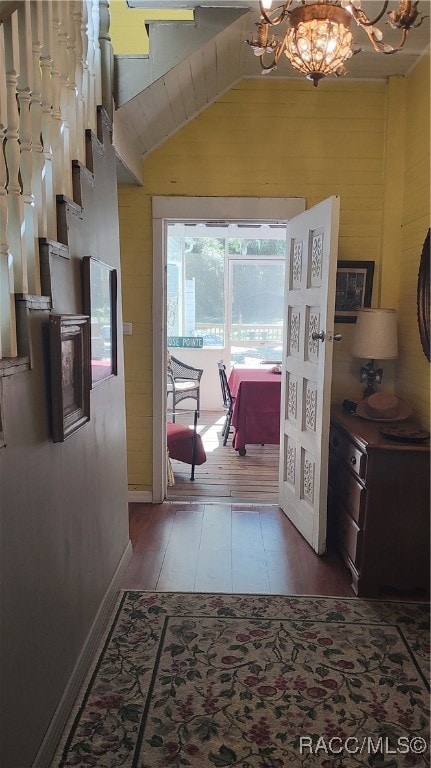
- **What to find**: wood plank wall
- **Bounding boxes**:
[119,187,153,490]
[118,74,430,493]
[397,54,430,428]
[109,3,192,55]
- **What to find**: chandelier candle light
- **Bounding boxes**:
[246,1,427,86]
[351,308,398,397]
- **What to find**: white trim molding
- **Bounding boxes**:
[152,196,306,502]
[128,490,153,503]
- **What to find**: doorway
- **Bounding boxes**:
[152,197,306,503]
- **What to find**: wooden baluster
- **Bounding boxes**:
[17,0,40,295]
[73,1,85,164]
[65,1,78,164]
[51,1,65,196]
[58,2,72,198]
[86,0,96,133]
[0,24,17,358]
[30,0,46,240]
[40,0,55,239]
[4,11,27,295]
[80,0,90,131]
[91,0,102,107]
[99,0,113,123]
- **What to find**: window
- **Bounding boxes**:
[167,224,225,346]
[167,222,286,364]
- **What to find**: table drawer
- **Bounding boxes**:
[330,426,366,480]
[330,459,366,526]
[338,510,362,569]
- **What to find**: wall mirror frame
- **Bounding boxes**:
[417,229,430,362]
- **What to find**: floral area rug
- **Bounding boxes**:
[52,592,430,767]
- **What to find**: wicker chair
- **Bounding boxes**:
[167,353,203,421]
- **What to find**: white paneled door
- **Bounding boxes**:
[278,197,340,554]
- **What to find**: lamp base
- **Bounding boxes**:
[362,383,378,398]
[360,360,383,399]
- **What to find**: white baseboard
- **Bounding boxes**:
[33,540,133,768]
[127,490,153,502]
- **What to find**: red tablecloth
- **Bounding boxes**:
[228,367,282,453]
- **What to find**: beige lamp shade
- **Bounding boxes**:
[351,308,398,360]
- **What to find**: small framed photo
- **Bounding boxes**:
[49,315,90,442]
[82,256,117,386]
[335,260,375,323]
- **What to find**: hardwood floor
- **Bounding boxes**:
[167,410,279,502]
[125,410,354,596]
[122,502,354,596]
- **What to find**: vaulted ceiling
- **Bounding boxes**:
[112,1,431,183]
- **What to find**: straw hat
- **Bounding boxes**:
[356,392,412,422]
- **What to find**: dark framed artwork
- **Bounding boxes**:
[335,260,375,323]
[49,314,90,442]
[82,256,118,386]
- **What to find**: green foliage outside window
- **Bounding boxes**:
[185,238,224,324]
[167,234,286,345]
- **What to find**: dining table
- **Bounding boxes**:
[227,366,282,456]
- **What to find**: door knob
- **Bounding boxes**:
[311,330,325,341]
[311,331,342,343]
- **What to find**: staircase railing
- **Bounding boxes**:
[0,0,113,359]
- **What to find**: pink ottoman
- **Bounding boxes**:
[167,421,206,480]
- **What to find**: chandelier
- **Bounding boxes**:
[245,1,427,86]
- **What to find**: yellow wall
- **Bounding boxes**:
[396,53,430,428]
[119,187,153,489]
[119,73,430,492]
[109,1,192,55]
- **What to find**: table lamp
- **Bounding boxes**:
[351,308,398,397]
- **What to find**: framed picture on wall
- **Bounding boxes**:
[82,256,118,387]
[335,260,375,323]
[49,314,90,442]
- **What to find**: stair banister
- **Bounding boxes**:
[0,0,107,361]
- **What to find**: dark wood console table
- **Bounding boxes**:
[328,405,430,598]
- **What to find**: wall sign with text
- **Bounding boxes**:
[168,336,203,349]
